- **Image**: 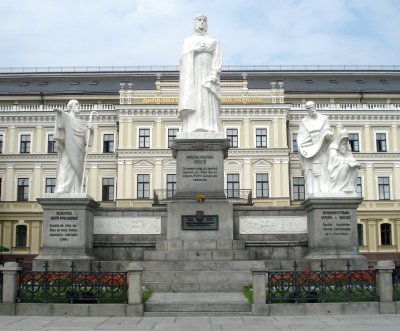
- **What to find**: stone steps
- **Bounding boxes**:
[144,249,257,261]
[155,239,245,251]
[144,281,249,292]
[143,270,250,283]
[141,260,265,271]
[144,292,252,316]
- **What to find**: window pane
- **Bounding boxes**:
[380,223,392,245]
[256,173,269,198]
[17,178,29,201]
[102,178,114,201]
[166,174,176,198]
[348,133,360,152]
[139,129,150,148]
[226,128,238,148]
[227,174,240,198]
[47,134,57,153]
[292,133,298,152]
[16,225,27,247]
[255,129,267,147]
[292,177,305,200]
[137,174,150,198]
[103,134,114,153]
[357,224,364,246]
[20,135,30,153]
[45,178,56,194]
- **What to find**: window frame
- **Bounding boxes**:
[291,132,298,153]
[166,173,176,198]
[292,176,305,201]
[356,177,363,198]
[226,128,239,148]
[167,127,179,148]
[0,133,4,154]
[380,222,393,246]
[46,132,57,154]
[137,174,150,199]
[254,127,268,148]
[138,127,151,149]
[19,133,32,154]
[45,178,56,194]
[226,173,240,198]
[255,173,269,198]
[102,133,115,153]
[15,224,28,248]
[101,177,115,201]
[375,131,388,152]
[16,178,30,201]
[377,176,391,200]
[348,132,360,153]
[357,223,364,246]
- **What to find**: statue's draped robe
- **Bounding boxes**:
[328,132,358,193]
[178,33,222,132]
[298,114,333,196]
[54,111,91,194]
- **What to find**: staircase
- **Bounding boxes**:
[141,239,262,316]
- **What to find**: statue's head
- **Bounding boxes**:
[67,99,80,114]
[305,101,317,118]
[338,129,350,154]
[194,13,208,34]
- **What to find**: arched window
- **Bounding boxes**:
[15,224,27,247]
[380,223,392,246]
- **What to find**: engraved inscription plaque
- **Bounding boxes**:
[182,211,219,230]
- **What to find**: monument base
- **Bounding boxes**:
[301,197,367,269]
[34,196,100,271]
[167,199,233,240]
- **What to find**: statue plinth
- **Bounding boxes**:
[33,196,99,271]
[167,136,233,240]
[302,197,367,268]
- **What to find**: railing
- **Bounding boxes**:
[17,262,127,304]
[393,269,400,301]
[0,104,116,112]
[291,103,400,111]
[266,261,377,304]
[153,189,252,205]
[1,65,399,73]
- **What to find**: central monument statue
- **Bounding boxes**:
[178,13,222,133]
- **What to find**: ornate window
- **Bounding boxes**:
[166,174,176,198]
[255,128,267,148]
[47,134,57,153]
[380,223,392,245]
[45,178,56,194]
[256,173,269,198]
[137,174,150,199]
[292,133,298,153]
[378,177,390,200]
[17,178,29,201]
[226,174,240,198]
[20,135,31,153]
[292,177,305,200]
[348,133,360,152]
[102,178,114,201]
[168,128,179,148]
[16,224,27,247]
[226,128,238,148]
[103,134,114,153]
[139,129,150,148]
[376,133,387,152]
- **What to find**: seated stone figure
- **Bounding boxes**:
[328,129,362,195]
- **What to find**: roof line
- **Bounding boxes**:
[0,65,399,74]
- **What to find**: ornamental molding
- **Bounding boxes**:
[94,216,162,234]
[239,216,307,234]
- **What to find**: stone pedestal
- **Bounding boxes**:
[302,198,367,268]
[33,195,100,271]
[168,137,233,240]
[171,137,230,199]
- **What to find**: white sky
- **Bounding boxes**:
[0,0,399,67]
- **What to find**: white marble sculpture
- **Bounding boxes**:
[178,13,222,133]
[53,100,93,194]
[298,101,333,197]
[328,129,362,195]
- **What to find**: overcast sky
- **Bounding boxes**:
[0,0,399,68]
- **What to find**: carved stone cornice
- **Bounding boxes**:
[170,139,231,159]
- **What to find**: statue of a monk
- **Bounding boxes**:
[53,100,93,194]
[178,13,222,133]
[298,101,333,197]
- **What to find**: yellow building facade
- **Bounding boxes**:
[0,67,399,264]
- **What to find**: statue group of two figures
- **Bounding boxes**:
[51,14,361,198]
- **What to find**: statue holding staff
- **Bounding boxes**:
[53,100,94,194]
